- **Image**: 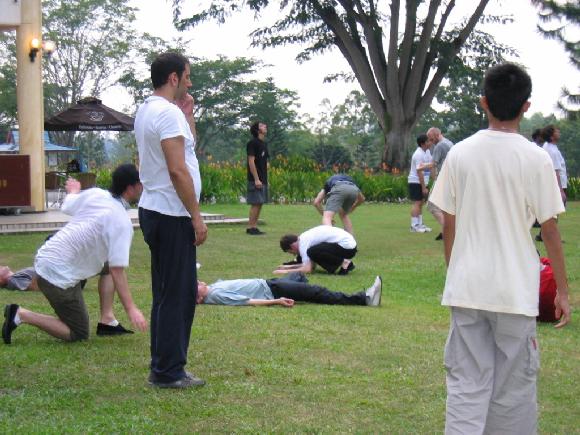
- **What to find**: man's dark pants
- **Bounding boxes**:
[266,279,365,305]
[139,208,197,383]
[306,243,357,274]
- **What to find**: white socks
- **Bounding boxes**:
[107,319,119,327]
[411,217,420,227]
[14,312,22,326]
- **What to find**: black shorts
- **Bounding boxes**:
[408,183,425,201]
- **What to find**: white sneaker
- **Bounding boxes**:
[365,276,382,306]
[410,225,426,233]
[419,224,432,232]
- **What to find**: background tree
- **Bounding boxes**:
[120,44,301,161]
[0,0,138,165]
[532,0,579,114]
[173,0,493,169]
[432,29,515,142]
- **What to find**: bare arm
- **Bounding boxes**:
[161,137,208,246]
[108,266,147,331]
[313,189,326,215]
[418,168,428,196]
[248,297,294,307]
[273,262,314,275]
[442,212,456,266]
[541,218,571,328]
[248,156,262,188]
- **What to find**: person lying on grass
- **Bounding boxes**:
[196,273,381,307]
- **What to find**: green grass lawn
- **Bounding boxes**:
[0,203,578,433]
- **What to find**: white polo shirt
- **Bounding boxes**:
[135,95,201,217]
[408,147,432,184]
[430,130,564,317]
[299,225,357,265]
[34,189,134,289]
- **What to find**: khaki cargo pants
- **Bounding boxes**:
[444,307,539,435]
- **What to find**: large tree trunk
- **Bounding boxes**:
[382,123,414,171]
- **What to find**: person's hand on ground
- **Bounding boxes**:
[277,297,295,307]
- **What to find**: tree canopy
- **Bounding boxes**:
[532,0,579,114]
[173,0,494,168]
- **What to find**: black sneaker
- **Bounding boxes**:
[96,322,134,336]
[435,232,443,241]
[246,227,265,235]
[337,261,355,275]
[149,372,205,389]
[2,304,19,344]
[535,234,543,242]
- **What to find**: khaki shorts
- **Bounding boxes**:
[37,275,89,342]
[325,183,360,213]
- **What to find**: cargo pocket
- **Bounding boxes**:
[525,335,540,376]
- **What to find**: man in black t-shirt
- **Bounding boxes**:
[246,121,269,235]
[313,174,364,234]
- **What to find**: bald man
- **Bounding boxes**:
[426,127,453,240]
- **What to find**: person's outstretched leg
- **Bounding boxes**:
[267,279,365,305]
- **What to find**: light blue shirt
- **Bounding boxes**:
[204,279,274,305]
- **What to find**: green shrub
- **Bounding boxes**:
[566,177,579,200]
[200,157,409,203]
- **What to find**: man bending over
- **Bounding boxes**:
[276,225,357,276]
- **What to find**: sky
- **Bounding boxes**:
[111,0,579,120]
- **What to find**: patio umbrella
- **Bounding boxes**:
[44,97,134,131]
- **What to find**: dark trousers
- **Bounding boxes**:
[266,279,366,305]
[139,208,197,383]
[306,242,357,274]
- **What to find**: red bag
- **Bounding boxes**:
[538,257,561,323]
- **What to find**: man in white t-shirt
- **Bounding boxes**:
[135,52,208,389]
[430,63,570,434]
[275,225,357,275]
[408,134,433,233]
[2,164,148,345]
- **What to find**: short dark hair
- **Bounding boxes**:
[532,128,542,141]
[250,121,261,138]
[417,134,428,147]
[280,234,298,252]
[541,125,557,143]
[110,163,140,197]
[483,63,532,121]
[151,52,189,89]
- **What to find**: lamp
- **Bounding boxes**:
[29,38,56,62]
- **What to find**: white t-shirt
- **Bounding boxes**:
[34,189,134,289]
[543,142,568,189]
[135,95,201,217]
[430,130,564,317]
[299,225,357,265]
[408,147,432,184]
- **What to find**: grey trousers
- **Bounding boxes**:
[444,307,539,435]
